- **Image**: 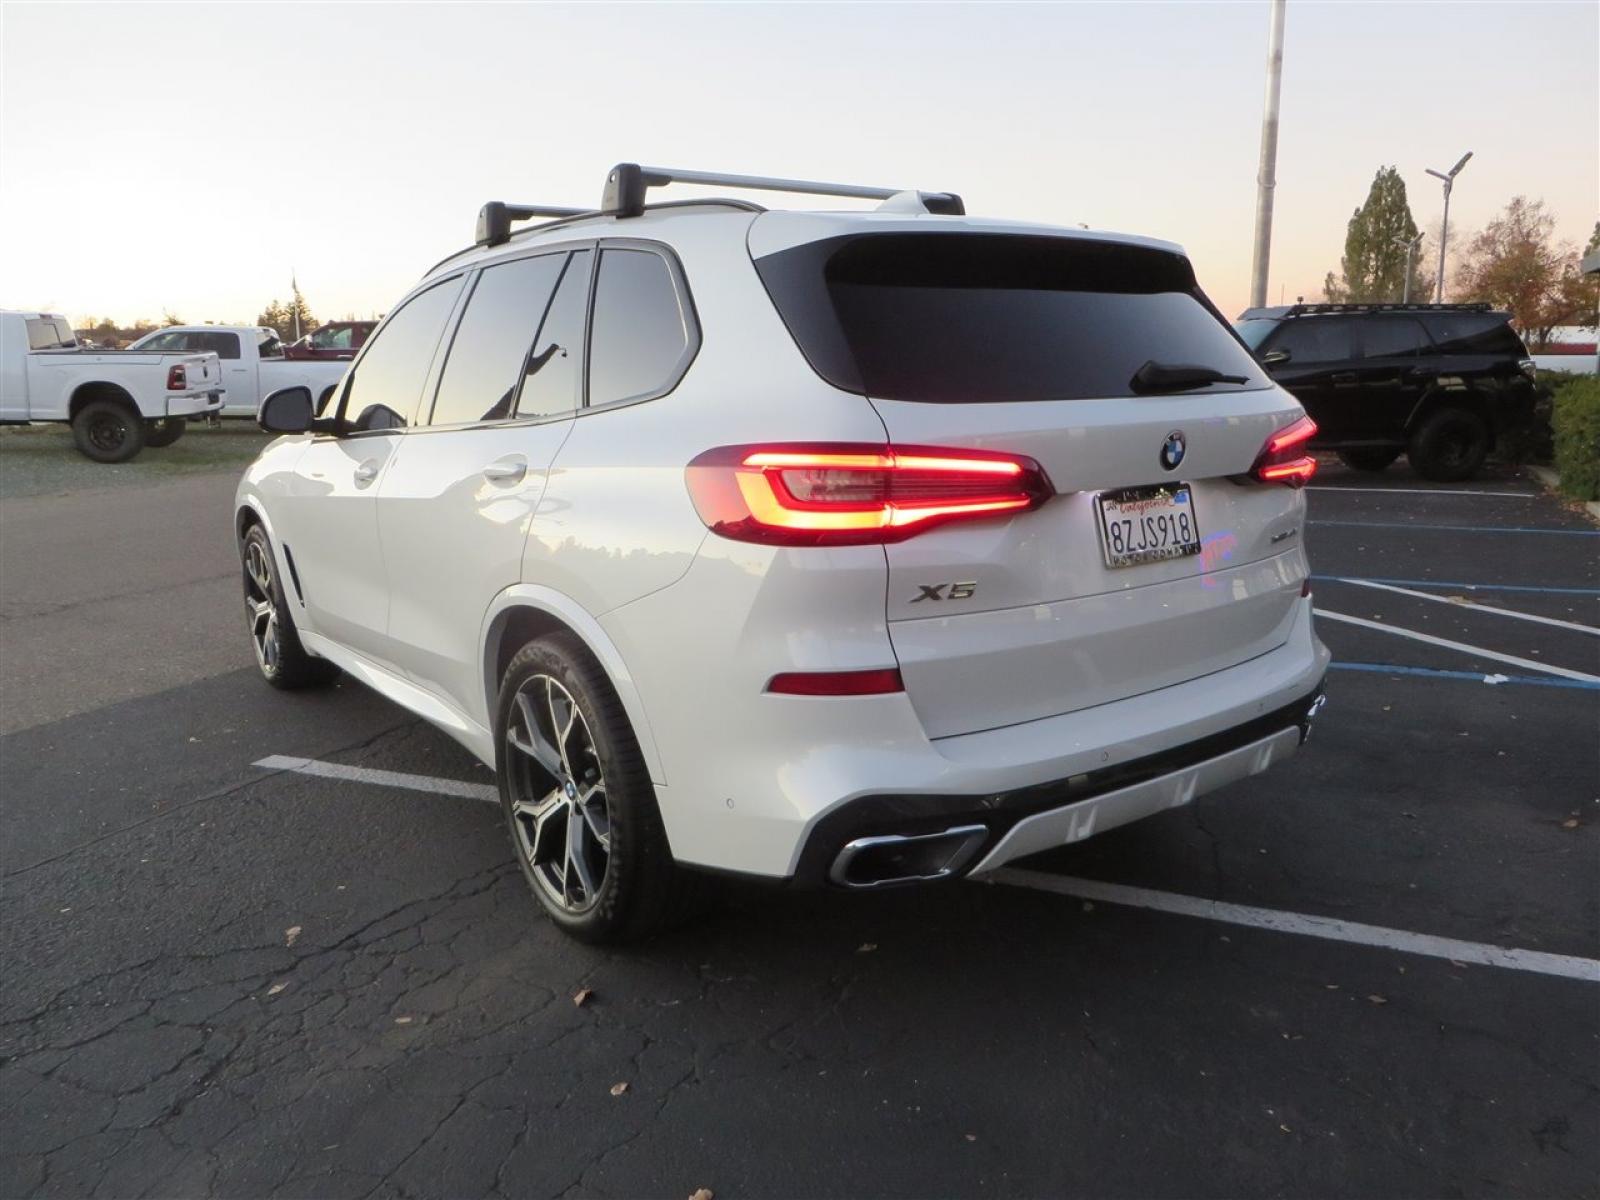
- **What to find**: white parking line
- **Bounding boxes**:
[989,869,1600,983]
[253,754,498,802]
[1313,609,1600,683]
[1307,486,1534,498]
[1337,578,1600,636]
[254,755,1600,984]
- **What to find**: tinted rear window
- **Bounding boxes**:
[755,233,1266,402]
[1421,312,1525,356]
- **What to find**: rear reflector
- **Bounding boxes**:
[166,364,187,391]
[767,668,905,696]
[1251,415,1317,487]
[686,443,1053,546]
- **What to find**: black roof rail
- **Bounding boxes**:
[1285,301,1493,317]
[599,162,964,218]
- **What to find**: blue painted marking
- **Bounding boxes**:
[1312,575,1600,597]
[1329,662,1600,691]
[1311,520,1599,536]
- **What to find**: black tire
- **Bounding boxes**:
[71,398,145,463]
[1408,406,1490,482]
[1335,447,1402,473]
[144,418,187,448]
[240,523,338,690]
[495,632,700,943]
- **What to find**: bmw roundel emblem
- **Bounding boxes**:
[1160,430,1187,471]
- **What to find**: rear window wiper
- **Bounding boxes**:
[1130,360,1250,394]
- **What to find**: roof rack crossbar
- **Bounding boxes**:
[476,201,590,247]
[601,162,963,218]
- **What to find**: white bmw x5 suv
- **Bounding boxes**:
[237,163,1330,942]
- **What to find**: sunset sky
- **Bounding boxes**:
[2,2,1595,327]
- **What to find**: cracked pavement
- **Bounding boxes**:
[1,461,1596,1198]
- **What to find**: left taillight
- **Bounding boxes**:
[165,364,187,390]
[684,443,1054,546]
[1250,416,1318,487]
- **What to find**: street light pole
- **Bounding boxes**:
[1425,151,1472,303]
[1248,0,1288,309]
[1396,233,1424,303]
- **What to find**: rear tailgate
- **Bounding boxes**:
[753,223,1312,739]
[171,352,220,392]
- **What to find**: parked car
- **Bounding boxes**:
[0,310,224,462]
[1234,302,1539,480]
[128,325,348,417]
[236,163,1330,942]
[283,320,376,361]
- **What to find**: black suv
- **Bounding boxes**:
[1234,303,1538,481]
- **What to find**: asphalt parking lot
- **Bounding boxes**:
[1,453,1595,1199]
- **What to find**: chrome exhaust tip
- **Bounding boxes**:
[828,825,988,889]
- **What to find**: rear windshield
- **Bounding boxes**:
[754,233,1267,402]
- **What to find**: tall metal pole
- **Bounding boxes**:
[1434,181,1452,303]
[1248,0,1287,309]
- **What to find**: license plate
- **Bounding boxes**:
[1095,484,1201,568]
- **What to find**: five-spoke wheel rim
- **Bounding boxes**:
[506,675,610,914]
[243,540,280,676]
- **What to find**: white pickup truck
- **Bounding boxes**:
[0,310,225,462]
[127,326,348,417]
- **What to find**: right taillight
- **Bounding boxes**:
[166,364,187,390]
[684,442,1053,546]
[1250,415,1317,487]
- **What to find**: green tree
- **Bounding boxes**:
[257,282,320,342]
[1452,197,1599,348]
[161,308,184,327]
[1323,166,1428,303]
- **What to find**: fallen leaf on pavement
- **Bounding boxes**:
[856,943,877,954]
[1367,994,1387,1005]
[610,1081,629,1096]
[285,926,302,948]
[394,1016,414,1025]
[964,1134,977,1142]
[266,982,287,996]
[688,1189,714,1200]
[1561,818,1580,830]
[573,988,593,1007]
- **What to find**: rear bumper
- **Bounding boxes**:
[166,390,225,417]
[794,681,1325,886]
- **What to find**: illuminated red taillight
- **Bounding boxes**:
[767,668,905,696]
[685,443,1053,546]
[166,364,187,390]
[1250,415,1318,487]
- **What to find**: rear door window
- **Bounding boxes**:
[587,247,696,407]
[755,232,1266,402]
[1422,312,1524,356]
[429,252,565,426]
[337,276,464,429]
[1360,316,1430,359]
[1269,318,1356,365]
[26,318,74,350]
[194,331,241,360]
[517,250,593,419]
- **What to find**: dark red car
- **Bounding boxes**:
[283,320,376,361]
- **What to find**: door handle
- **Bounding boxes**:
[482,456,528,484]
[1331,371,1359,385]
[353,459,380,485]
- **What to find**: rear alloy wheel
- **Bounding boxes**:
[144,418,187,448]
[1408,406,1490,482]
[497,633,700,942]
[1335,447,1401,473]
[71,398,145,463]
[240,524,337,689]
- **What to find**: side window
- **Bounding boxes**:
[52,318,77,348]
[257,331,284,359]
[587,248,695,407]
[26,319,71,350]
[430,253,565,426]
[1271,318,1355,364]
[139,331,183,352]
[338,277,465,430]
[311,326,353,350]
[196,331,241,360]
[517,250,593,419]
[1424,314,1523,356]
[1360,317,1429,359]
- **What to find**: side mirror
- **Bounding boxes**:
[258,386,316,433]
[1261,348,1291,366]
